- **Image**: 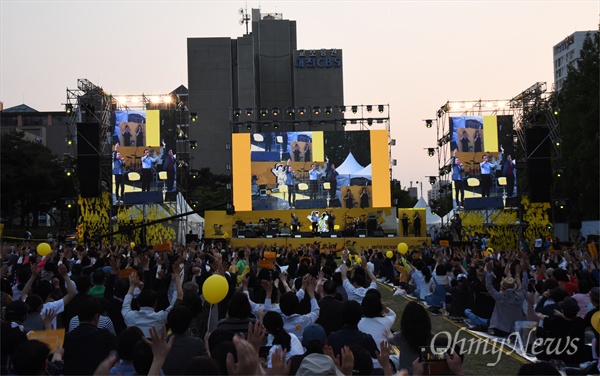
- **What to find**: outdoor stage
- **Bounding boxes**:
[229,235,430,251]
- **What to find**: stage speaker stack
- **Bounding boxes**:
[77,122,101,198]
[463,197,504,210]
[526,127,552,203]
[123,191,164,205]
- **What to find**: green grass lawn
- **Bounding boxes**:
[379,283,526,375]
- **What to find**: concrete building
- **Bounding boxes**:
[553,30,598,91]
[187,9,344,174]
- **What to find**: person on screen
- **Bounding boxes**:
[480,154,493,197]
[162,141,176,191]
[291,213,300,232]
[460,130,470,152]
[264,132,273,152]
[401,213,409,237]
[304,143,311,162]
[359,187,370,208]
[473,130,482,153]
[344,189,354,208]
[327,210,336,232]
[113,143,126,204]
[122,124,132,146]
[135,124,144,146]
[500,146,516,197]
[413,212,422,237]
[308,163,323,199]
[452,149,465,208]
[285,159,296,208]
[141,148,162,192]
[293,144,301,161]
[325,157,339,200]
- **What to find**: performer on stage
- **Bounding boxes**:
[401,213,409,237]
[460,130,470,152]
[135,124,145,146]
[452,149,465,208]
[308,211,319,234]
[318,212,329,233]
[291,212,300,232]
[308,163,323,199]
[325,156,339,200]
[473,130,482,153]
[113,143,126,204]
[141,148,162,192]
[359,187,370,208]
[327,210,336,233]
[413,212,422,237]
[122,124,132,146]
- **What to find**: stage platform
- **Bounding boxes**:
[229,235,430,250]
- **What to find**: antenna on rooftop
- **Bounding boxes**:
[239,6,250,35]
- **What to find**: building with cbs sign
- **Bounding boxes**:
[187,8,344,175]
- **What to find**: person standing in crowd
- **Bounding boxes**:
[122,124,132,146]
[413,212,422,237]
[460,130,470,152]
[325,157,338,200]
[473,130,482,153]
[401,213,409,237]
[480,154,493,197]
[285,159,296,208]
[113,143,126,204]
[359,187,370,208]
[344,189,354,209]
[140,148,161,192]
[162,141,176,192]
[135,124,144,146]
[452,149,465,208]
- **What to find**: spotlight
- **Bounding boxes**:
[190,170,199,179]
[298,107,306,116]
[378,105,384,113]
[341,119,347,126]
[313,106,320,115]
[366,105,372,113]
[367,118,373,126]
[339,106,346,113]
[555,169,563,178]
[65,199,74,209]
[351,106,358,114]
[246,108,253,117]
[190,140,197,150]
[425,119,433,128]
[246,122,252,130]
[553,108,559,116]
[260,108,269,117]
[65,103,73,115]
[233,108,242,118]
[64,167,74,177]
[555,138,562,146]
[66,135,74,145]
[273,121,280,129]
[286,107,295,116]
[272,107,279,116]
[325,106,332,115]
[429,176,437,185]
[427,148,435,157]
[392,159,397,166]
[190,112,198,122]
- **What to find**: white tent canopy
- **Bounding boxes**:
[350,164,372,180]
[413,196,442,234]
[336,152,364,175]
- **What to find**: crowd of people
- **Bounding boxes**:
[0,237,598,375]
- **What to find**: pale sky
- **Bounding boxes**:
[1,0,598,190]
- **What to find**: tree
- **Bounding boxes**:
[554,31,599,221]
[0,130,72,227]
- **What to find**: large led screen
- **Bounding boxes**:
[449,115,516,207]
[234,130,390,211]
[110,110,182,205]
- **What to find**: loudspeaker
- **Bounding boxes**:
[526,127,552,203]
[463,197,504,210]
[356,229,368,237]
[329,198,341,208]
[164,191,178,202]
[295,199,327,209]
[77,122,100,156]
[298,232,313,238]
[78,155,100,198]
[342,229,355,237]
[124,191,164,205]
[373,230,385,237]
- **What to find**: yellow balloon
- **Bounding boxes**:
[130,242,136,248]
[202,275,229,304]
[386,251,393,259]
[37,243,52,257]
[397,243,408,255]
[356,257,362,264]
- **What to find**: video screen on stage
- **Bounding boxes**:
[249,130,375,211]
[449,115,516,207]
[110,110,182,205]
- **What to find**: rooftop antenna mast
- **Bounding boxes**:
[239,5,250,35]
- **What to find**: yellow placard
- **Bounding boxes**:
[28,329,65,351]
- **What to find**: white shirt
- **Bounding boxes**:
[267,333,303,368]
[343,279,377,304]
[275,298,320,341]
[41,299,65,330]
[358,308,396,351]
[121,290,177,337]
[69,314,116,335]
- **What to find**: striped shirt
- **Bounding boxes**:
[68,315,116,335]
